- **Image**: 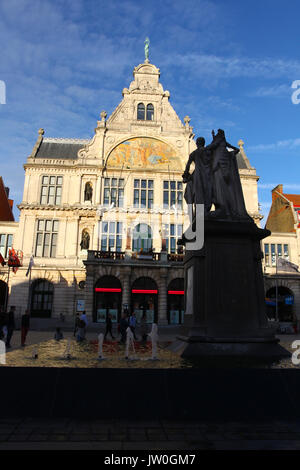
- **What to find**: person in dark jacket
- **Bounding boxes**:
[119,313,128,344]
[104,313,115,340]
[21,310,30,347]
[6,306,16,348]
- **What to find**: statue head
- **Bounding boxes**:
[196,137,205,148]
[217,129,225,137]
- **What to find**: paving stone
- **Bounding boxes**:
[8,435,30,442]
[110,433,128,441]
[28,435,49,441]
[68,434,91,441]
[90,434,109,441]
[147,431,168,441]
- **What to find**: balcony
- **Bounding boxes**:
[87,250,184,264]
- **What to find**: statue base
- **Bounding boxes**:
[177,218,290,361]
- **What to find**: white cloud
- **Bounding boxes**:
[249,84,291,97]
[248,138,300,152]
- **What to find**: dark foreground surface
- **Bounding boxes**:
[1,367,300,421]
[0,418,299,450]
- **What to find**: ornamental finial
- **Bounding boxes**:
[144,37,150,62]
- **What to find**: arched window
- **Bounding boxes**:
[146,103,154,121]
[132,224,152,253]
[80,229,90,250]
[31,279,54,318]
[137,103,145,120]
[84,182,93,202]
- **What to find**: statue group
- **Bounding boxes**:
[183,129,250,221]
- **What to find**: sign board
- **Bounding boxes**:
[76,299,85,312]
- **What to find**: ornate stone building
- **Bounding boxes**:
[0,59,261,325]
[262,184,300,326]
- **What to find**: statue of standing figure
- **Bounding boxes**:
[182,129,250,221]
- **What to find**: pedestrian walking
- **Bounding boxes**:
[54,327,64,341]
[129,312,137,340]
[74,312,80,336]
[6,305,16,348]
[104,313,115,340]
[76,319,86,342]
[119,312,128,344]
[21,310,30,347]
[140,312,148,345]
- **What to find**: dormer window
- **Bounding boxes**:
[146,103,154,121]
[137,103,145,120]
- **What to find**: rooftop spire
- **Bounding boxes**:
[144,37,150,63]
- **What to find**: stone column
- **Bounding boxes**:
[158,268,168,325]
[121,267,131,311]
[84,265,94,322]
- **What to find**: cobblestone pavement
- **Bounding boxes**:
[0,419,299,450]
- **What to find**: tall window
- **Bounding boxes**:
[264,243,289,266]
[40,176,62,205]
[0,234,13,258]
[164,224,183,253]
[103,178,124,207]
[101,221,123,252]
[31,280,54,318]
[146,103,154,121]
[132,224,152,253]
[35,220,59,257]
[264,244,270,266]
[163,181,183,209]
[137,103,145,120]
[134,179,153,208]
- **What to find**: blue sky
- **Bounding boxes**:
[1,0,300,221]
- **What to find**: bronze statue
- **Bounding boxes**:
[205,129,250,220]
[182,137,212,215]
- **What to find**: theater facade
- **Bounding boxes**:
[0,59,261,325]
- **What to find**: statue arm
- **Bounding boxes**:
[183,151,195,180]
[226,142,239,154]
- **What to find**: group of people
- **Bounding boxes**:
[0,306,31,348]
[114,310,148,345]
[73,309,149,345]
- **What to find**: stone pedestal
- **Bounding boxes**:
[175,219,290,359]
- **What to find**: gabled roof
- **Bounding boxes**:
[0,177,14,221]
[283,194,300,207]
[33,137,89,160]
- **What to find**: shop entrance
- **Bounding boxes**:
[94,275,122,323]
[167,278,184,324]
[265,286,294,322]
[131,277,158,324]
